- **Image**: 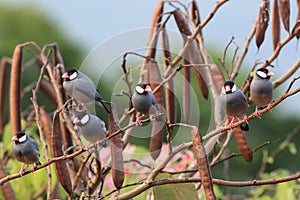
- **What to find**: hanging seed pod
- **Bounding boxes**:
[233,121,253,162]
[0,160,16,200]
[88,157,102,194]
[161,28,176,124]
[191,127,216,200]
[0,57,10,138]
[183,60,192,123]
[194,67,209,99]
[109,103,124,190]
[148,60,164,160]
[256,0,270,49]
[51,112,72,195]
[10,45,23,134]
[173,9,192,37]
[191,0,203,43]
[279,0,290,32]
[272,0,281,50]
[210,64,225,94]
[147,1,164,49]
[40,79,57,106]
[293,1,300,39]
[40,108,52,147]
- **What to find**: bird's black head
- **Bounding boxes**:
[256,68,274,80]
[222,81,237,94]
[135,83,152,94]
[73,112,90,126]
[12,132,28,144]
[62,69,78,81]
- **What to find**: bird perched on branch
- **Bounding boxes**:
[73,112,108,148]
[250,68,274,118]
[12,132,41,176]
[62,69,110,113]
[220,81,249,130]
[132,83,160,126]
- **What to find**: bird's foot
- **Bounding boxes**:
[229,117,235,129]
[267,103,273,112]
[135,114,145,126]
[30,164,35,173]
[243,115,249,124]
[255,106,262,119]
[18,165,25,176]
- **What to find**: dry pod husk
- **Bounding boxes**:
[256,0,270,49]
[191,127,216,200]
[272,0,281,50]
[279,0,290,32]
[109,103,124,190]
[51,112,72,195]
[0,57,10,137]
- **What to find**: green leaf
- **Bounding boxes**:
[288,143,297,155]
[153,182,199,200]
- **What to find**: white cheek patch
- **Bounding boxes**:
[18,135,27,143]
[136,86,144,94]
[69,72,78,80]
[257,71,267,78]
[231,84,237,92]
[81,114,90,124]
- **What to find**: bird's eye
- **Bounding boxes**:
[18,134,27,143]
[81,114,90,124]
[135,86,144,94]
[69,71,78,80]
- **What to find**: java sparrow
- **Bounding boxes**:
[62,69,110,113]
[12,132,41,175]
[73,112,108,148]
[250,68,274,118]
[220,81,249,130]
[131,83,159,126]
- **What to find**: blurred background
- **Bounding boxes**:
[1,0,300,198]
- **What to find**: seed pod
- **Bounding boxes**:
[88,157,102,194]
[233,121,253,162]
[0,160,16,200]
[191,127,216,200]
[272,0,280,50]
[210,64,225,94]
[40,80,57,106]
[279,0,290,32]
[51,112,72,195]
[40,108,52,147]
[194,67,209,99]
[191,0,203,43]
[174,9,192,38]
[256,0,270,49]
[147,1,164,49]
[293,1,300,39]
[10,45,23,134]
[109,103,124,190]
[161,28,176,124]
[183,60,192,123]
[148,60,164,160]
[0,57,10,138]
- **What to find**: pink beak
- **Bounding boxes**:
[144,85,152,92]
[12,135,19,142]
[62,72,69,79]
[73,117,80,124]
[267,70,274,77]
[225,85,232,93]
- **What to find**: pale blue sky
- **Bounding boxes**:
[2,0,300,117]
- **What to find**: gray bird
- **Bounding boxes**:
[132,83,158,126]
[220,81,248,129]
[12,132,41,175]
[250,68,274,117]
[73,112,108,147]
[62,69,110,113]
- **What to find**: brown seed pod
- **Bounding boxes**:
[0,57,10,137]
[161,28,176,124]
[191,127,216,200]
[272,0,281,50]
[191,0,203,43]
[10,45,23,134]
[51,112,72,195]
[210,64,225,95]
[194,67,209,99]
[183,60,192,123]
[256,0,270,49]
[39,108,52,147]
[148,60,164,160]
[279,0,290,32]
[0,160,16,200]
[232,120,253,162]
[109,103,124,190]
[173,9,192,38]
